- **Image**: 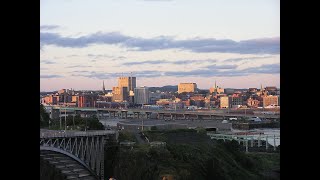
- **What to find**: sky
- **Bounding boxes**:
[40,0,280,91]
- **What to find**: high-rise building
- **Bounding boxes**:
[220,96,231,108]
[78,95,97,107]
[118,76,136,92]
[112,86,128,102]
[134,86,149,105]
[178,83,197,94]
[230,96,243,108]
[262,95,278,107]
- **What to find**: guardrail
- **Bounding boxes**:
[40,130,117,138]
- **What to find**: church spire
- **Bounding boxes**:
[102,80,106,93]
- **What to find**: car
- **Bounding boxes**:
[222,120,229,123]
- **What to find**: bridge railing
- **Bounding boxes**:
[207,132,280,152]
[40,130,117,138]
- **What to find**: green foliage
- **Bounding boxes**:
[105,130,279,180]
[118,131,137,142]
[40,104,50,128]
[150,126,157,131]
[86,115,104,130]
[48,114,104,131]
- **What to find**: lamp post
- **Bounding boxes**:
[59,108,62,130]
[73,108,75,130]
[85,118,87,132]
[64,96,67,132]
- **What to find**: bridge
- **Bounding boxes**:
[207,133,280,152]
[40,130,118,180]
[45,106,280,120]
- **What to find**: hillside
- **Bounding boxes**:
[105,129,280,180]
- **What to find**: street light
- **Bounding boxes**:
[85,118,87,132]
[64,97,67,132]
[73,108,75,130]
[59,108,62,130]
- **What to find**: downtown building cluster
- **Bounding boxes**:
[41,76,280,110]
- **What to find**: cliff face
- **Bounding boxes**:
[105,129,280,180]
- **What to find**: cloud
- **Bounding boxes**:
[40,75,63,78]
[163,69,244,77]
[171,59,217,65]
[71,70,163,79]
[164,63,279,77]
[241,64,280,74]
[205,64,238,69]
[72,70,90,73]
[72,72,111,79]
[67,54,79,57]
[131,71,163,78]
[87,54,126,60]
[40,25,59,30]
[40,31,279,54]
[142,0,173,1]
[66,65,92,68]
[41,60,56,64]
[40,32,131,48]
[122,60,169,65]
[122,59,217,66]
[69,63,278,80]
[223,56,273,62]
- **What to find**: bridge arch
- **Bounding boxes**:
[40,130,118,180]
[40,146,97,178]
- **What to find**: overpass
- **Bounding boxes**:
[40,130,118,180]
[207,133,280,152]
[46,106,280,120]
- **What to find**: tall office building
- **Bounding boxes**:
[178,83,197,94]
[262,95,278,107]
[220,96,231,108]
[134,86,149,105]
[118,76,136,92]
[112,86,128,102]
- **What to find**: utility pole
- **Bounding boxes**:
[142,118,144,131]
[85,118,87,132]
[59,108,62,130]
[73,108,75,130]
[64,107,67,131]
[64,96,67,132]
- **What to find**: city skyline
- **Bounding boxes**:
[40,81,279,92]
[40,0,280,91]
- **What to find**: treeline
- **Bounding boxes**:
[40,104,104,130]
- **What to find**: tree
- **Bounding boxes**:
[86,115,104,130]
[40,104,50,128]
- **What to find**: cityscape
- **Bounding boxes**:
[41,76,280,112]
[40,76,280,180]
[40,1,279,180]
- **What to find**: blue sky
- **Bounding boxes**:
[40,0,280,91]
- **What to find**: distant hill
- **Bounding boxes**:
[149,85,178,92]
